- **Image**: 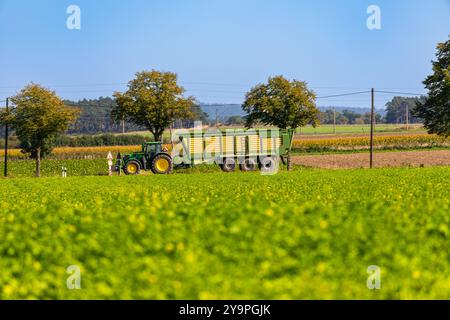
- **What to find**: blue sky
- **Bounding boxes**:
[0,0,449,109]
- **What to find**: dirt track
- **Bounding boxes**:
[292,150,450,169]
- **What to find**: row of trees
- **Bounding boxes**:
[320,109,382,125]
[1,37,448,176]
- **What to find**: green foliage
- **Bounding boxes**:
[112,70,195,141]
[385,96,425,124]
[9,84,79,156]
[319,109,384,125]
[0,133,163,149]
[226,115,245,126]
[243,76,319,130]
[243,76,320,170]
[54,134,147,147]
[414,37,450,137]
[0,167,450,299]
[188,104,210,124]
[4,84,79,176]
[0,159,107,178]
[65,97,144,134]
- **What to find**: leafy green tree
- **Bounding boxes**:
[414,37,450,137]
[341,110,360,124]
[190,104,209,122]
[0,84,78,177]
[386,96,424,124]
[226,115,245,126]
[178,104,209,128]
[242,76,319,170]
[112,70,195,141]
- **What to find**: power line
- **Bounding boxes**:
[376,90,426,96]
[316,91,371,99]
[377,87,426,90]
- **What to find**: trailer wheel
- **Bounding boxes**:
[221,158,236,172]
[151,154,173,174]
[259,156,278,174]
[240,158,258,172]
[124,161,141,175]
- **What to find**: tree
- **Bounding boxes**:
[354,117,365,125]
[190,104,209,123]
[226,115,245,126]
[341,110,359,124]
[112,70,195,141]
[386,96,424,124]
[179,104,209,128]
[0,84,78,177]
[414,37,450,137]
[242,76,319,171]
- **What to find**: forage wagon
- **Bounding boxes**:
[114,128,294,175]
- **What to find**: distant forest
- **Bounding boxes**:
[64,97,209,135]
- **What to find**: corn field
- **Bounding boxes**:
[292,134,450,152]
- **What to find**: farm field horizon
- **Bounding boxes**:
[1,167,449,299]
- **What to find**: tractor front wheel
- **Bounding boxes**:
[151,154,173,174]
[124,161,141,175]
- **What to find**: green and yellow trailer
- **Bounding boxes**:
[116,128,294,175]
[174,128,294,172]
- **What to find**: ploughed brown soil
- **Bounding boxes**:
[292,150,450,169]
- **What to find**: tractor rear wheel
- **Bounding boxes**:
[124,161,141,175]
[151,154,173,174]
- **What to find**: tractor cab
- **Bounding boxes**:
[115,141,173,175]
[143,142,163,155]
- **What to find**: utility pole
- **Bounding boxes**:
[215,107,218,128]
[405,104,409,131]
[4,98,9,177]
[170,121,174,150]
[370,88,375,169]
[333,107,336,135]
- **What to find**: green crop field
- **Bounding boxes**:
[1,167,449,299]
[0,159,108,178]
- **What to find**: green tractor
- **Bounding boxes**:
[115,142,173,175]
